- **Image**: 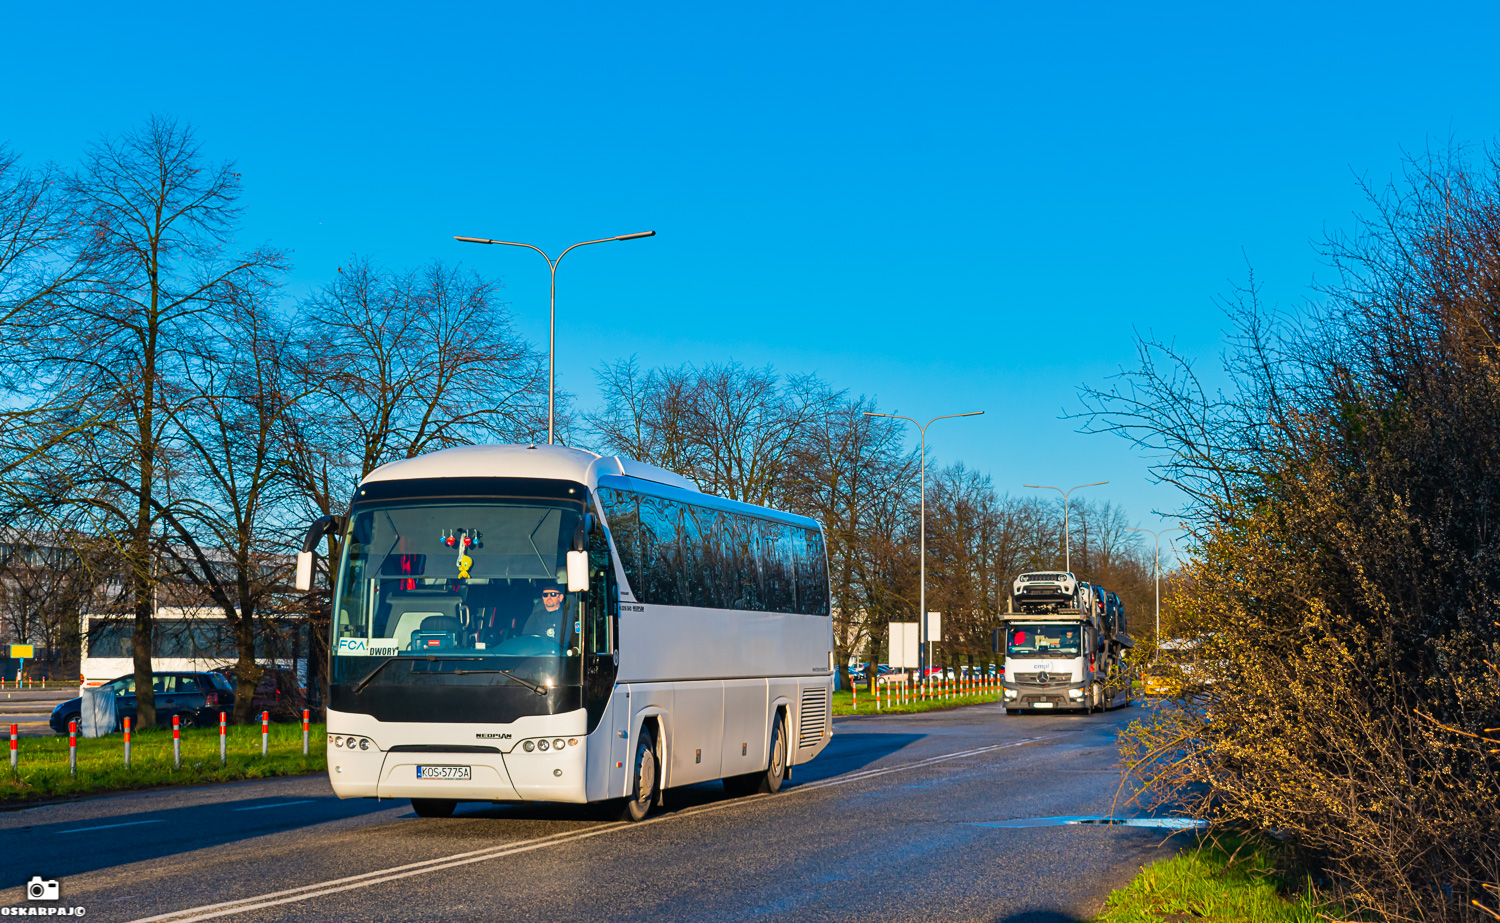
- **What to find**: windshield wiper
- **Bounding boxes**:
[447,668,549,695]
[353,657,399,694]
[354,656,550,696]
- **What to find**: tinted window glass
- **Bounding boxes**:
[598,486,829,615]
[796,528,829,615]
[597,488,641,595]
[177,676,201,693]
[638,494,685,606]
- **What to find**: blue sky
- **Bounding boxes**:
[5,1,1498,543]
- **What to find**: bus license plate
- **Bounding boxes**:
[1032,702,1053,708]
[416,765,470,780]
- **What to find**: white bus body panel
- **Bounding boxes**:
[330,444,834,804]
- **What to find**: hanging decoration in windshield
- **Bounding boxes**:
[441,528,482,579]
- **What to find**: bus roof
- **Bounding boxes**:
[362,444,697,492]
[360,444,820,531]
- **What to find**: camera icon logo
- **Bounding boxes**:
[26,876,60,901]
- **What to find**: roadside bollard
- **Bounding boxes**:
[69,720,77,777]
[261,712,269,757]
[302,709,310,756]
[124,717,131,767]
[172,715,181,770]
[9,723,16,773]
[852,685,857,711]
[219,712,227,767]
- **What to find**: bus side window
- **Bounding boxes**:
[587,515,615,654]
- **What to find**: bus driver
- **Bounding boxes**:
[521,584,566,640]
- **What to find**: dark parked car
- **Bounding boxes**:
[50,671,236,734]
[213,667,306,720]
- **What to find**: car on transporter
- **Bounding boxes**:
[1011,572,1081,613]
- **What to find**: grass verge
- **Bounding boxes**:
[1095,835,1329,923]
[2,722,326,803]
[832,685,1002,716]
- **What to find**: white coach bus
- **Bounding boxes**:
[299,444,834,821]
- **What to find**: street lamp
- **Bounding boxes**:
[1022,481,1108,574]
[864,410,984,680]
[1124,524,1185,641]
[455,230,656,444]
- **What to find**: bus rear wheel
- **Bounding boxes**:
[411,798,456,818]
[618,726,658,822]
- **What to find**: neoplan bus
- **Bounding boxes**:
[297,445,835,821]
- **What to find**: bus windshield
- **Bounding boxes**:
[1007,624,1083,658]
[331,497,586,688]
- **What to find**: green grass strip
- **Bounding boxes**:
[3,722,327,802]
[832,686,1003,716]
[1095,835,1330,923]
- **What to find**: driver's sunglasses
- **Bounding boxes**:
[542,590,563,598]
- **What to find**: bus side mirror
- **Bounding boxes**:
[295,551,314,591]
[992,628,1002,654]
[566,550,590,593]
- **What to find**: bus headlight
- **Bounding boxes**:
[523,740,535,752]
[537,740,550,751]
[1067,688,1084,699]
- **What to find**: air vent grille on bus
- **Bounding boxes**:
[798,687,828,748]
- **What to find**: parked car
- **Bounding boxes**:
[214,667,307,720]
[50,671,237,734]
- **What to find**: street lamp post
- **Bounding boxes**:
[455,230,656,444]
[1022,482,1108,573]
[1124,525,1185,641]
[864,410,984,681]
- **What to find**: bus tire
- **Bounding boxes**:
[411,798,456,818]
[756,711,787,795]
[618,726,658,822]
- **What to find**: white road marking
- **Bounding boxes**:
[129,734,1062,923]
[231,800,315,812]
[57,819,164,834]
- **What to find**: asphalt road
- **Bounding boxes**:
[0,701,1184,923]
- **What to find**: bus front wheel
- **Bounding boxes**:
[411,798,456,818]
[618,726,658,822]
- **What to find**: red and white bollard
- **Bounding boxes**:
[68,720,77,777]
[123,717,131,767]
[302,709,310,756]
[261,711,269,757]
[219,712,227,766]
[8,723,16,773]
[852,684,857,712]
[172,714,181,770]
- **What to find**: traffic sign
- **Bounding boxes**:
[8,644,33,660]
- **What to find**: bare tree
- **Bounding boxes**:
[8,117,285,727]
[786,396,917,669]
[154,287,307,722]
